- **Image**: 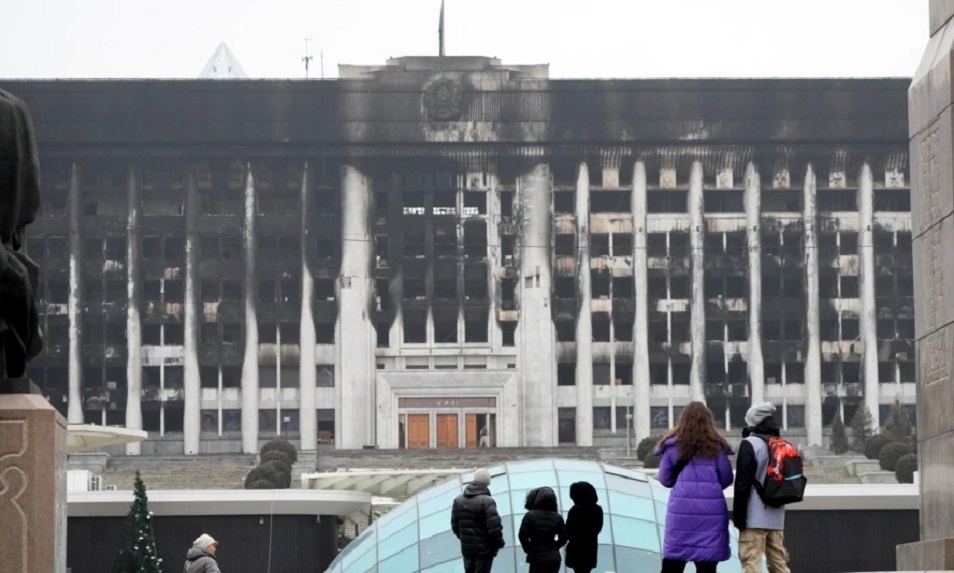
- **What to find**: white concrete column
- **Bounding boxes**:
[299,162,318,451]
[574,163,594,446]
[125,165,143,455]
[744,163,765,406]
[632,161,651,441]
[803,165,823,446]
[517,164,557,446]
[183,167,202,454]
[67,162,84,424]
[240,164,260,454]
[858,163,881,428]
[336,165,376,449]
[688,161,707,401]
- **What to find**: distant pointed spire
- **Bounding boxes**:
[438,0,445,57]
[199,43,248,79]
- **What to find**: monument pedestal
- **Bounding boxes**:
[898,537,954,570]
[0,386,68,572]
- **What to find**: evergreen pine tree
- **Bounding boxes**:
[884,399,913,442]
[830,413,850,455]
[113,471,163,573]
[849,403,873,453]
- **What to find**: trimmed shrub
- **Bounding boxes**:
[829,414,849,455]
[261,450,292,466]
[244,464,283,488]
[864,434,892,461]
[246,479,278,489]
[642,454,661,469]
[878,442,913,472]
[261,440,298,464]
[264,458,292,477]
[894,454,918,484]
[636,436,661,461]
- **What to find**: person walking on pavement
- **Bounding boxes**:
[451,468,506,573]
[653,401,735,573]
[564,481,603,573]
[183,533,221,573]
[518,486,567,573]
[733,402,792,573]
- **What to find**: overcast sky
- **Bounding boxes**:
[0,0,930,80]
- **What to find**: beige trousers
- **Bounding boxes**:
[739,528,791,573]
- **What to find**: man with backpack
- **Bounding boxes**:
[733,402,804,573]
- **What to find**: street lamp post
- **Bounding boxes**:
[625,411,633,457]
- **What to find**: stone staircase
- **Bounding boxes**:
[315,446,601,472]
[100,454,257,490]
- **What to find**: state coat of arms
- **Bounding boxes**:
[424,78,461,121]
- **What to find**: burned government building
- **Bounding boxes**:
[2,54,915,454]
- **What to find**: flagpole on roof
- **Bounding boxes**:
[439,0,445,57]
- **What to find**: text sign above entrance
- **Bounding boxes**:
[398,397,496,409]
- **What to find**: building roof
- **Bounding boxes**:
[67,424,147,454]
[199,43,248,79]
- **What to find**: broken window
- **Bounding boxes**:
[433,307,458,343]
[726,320,746,340]
[841,318,859,340]
[555,234,575,256]
[315,321,334,344]
[164,280,184,301]
[591,191,630,213]
[648,276,667,299]
[554,277,575,299]
[375,237,389,267]
[873,231,894,255]
[403,223,426,258]
[786,362,804,383]
[591,270,610,298]
[501,278,517,310]
[501,322,516,347]
[612,277,633,299]
[464,265,488,299]
[463,220,487,258]
[221,322,241,344]
[898,319,914,339]
[556,320,575,342]
[592,313,611,342]
[874,189,910,212]
[105,238,125,260]
[612,233,632,256]
[878,319,895,340]
[433,264,458,301]
[464,308,488,343]
[842,362,860,383]
[821,361,839,383]
[558,363,576,386]
[704,190,743,213]
[499,190,514,218]
[647,191,687,213]
[899,362,915,383]
[840,232,858,252]
[840,276,859,298]
[783,276,803,297]
[763,190,802,212]
[593,363,611,385]
[143,323,161,345]
[315,237,335,260]
[672,363,691,385]
[614,320,633,342]
[762,232,780,256]
[727,360,747,383]
[820,274,838,298]
[433,221,458,257]
[765,363,782,384]
[46,237,67,259]
[671,315,691,343]
[669,233,689,257]
[553,191,575,214]
[463,191,486,216]
[403,265,427,300]
[615,363,633,386]
[705,233,724,253]
[821,320,840,342]
[670,276,690,298]
[432,191,457,216]
[781,233,801,257]
[706,320,724,341]
[403,191,426,216]
[403,309,427,343]
[725,276,746,297]
[647,233,667,257]
[784,320,802,340]
[818,190,855,211]
[879,362,896,382]
[590,234,610,257]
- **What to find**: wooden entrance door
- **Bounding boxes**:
[436,414,459,448]
[407,414,430,449]
[465,414,478,448]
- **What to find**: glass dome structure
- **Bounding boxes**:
[326,458,765,573]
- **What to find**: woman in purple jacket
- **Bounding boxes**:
[652,401,735,573]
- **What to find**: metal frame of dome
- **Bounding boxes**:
[325,458,765,573]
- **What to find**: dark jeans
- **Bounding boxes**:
[529,560,562,573]
[661,558,718,573]
[464,556,494,573]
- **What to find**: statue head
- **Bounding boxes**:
[0,89,42,379]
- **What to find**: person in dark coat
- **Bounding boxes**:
[518,486,567,573]
[653,401,735,573]
[451,468,505,573]
[183,533,221,573]
[565,481,603,573]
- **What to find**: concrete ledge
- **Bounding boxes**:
[859,471,899,484]
[809,455,865,469]
[847,459,882,477]
[68,452,109,475]
[897,537,954,570]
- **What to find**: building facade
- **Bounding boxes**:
[3,56,914,454]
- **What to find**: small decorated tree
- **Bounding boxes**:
[113,471,163,573]
[849,403,873,453]
[829,413,850,455]
[884,400,913,443]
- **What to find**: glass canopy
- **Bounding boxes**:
[325,458,764,573]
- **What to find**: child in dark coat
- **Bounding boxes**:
[518,486,567,573]
[565,481,604,573]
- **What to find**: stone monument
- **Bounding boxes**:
[0,88,67,572]
[899,1,954,569]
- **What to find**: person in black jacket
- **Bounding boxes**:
[565,481,603,573]
[518,486,567,573]
[451,468,505,573]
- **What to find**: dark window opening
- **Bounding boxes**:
[615,364,633,386]
[164,237,184,260]
[671,316,691,343]
[670,276,690,298]
[614,320,633,342]
[403,309,427,343]
[841,276,859,298]
[403,266,427,300]
[463,221,487,258]
[842,362,860,383]
[376,321,390,348]
[221,280,241,300]
[591,270,610,298]
[612,277,633,299]
[821,320,840,342]
[221,322,241,345]
[375,237,389,267]
[499,191,514,218]
[612,233,633,255]
[501,322,516,347]
[874,189,910,212]
[558,363,576,386]
[501,235,516,261]
[822,361,839,383]
[315,322,334,344]
[259,323,277,344]
[316,237,335,259]
[726,320,746,340]
[464,265,488,299]
[879,362,896,382]
[786,362,804,383]
[704,190,744,213]
[590,234,610,257]
[403,223,426,258]
[315,278,335,301]
[403,191,426,216]
[784,320,802,340]
[434,309,457,343]
[898,319,914,339]
[463,191,486,216]
[592,313,611,342]
[143,324,161,345]
[818,190,855,211]
[842,318,860,340]
[501,278,517,310]
[840,233,858,252]
[593,363,611,386]
[433,265,458,301]
[706,320,724,341]
[669,233,689,257]
[279,322,299,344]
[553,191,575,214]
[164,280,183,302]
[556,320,575,342]
[554,277,575,299]
[648,277,667,299]
[464,308,488,343]
[647,233,667,257]
[820,275,839,298]
[433,222,458,257]
[648,191,687,213]
[555,235,575,256]
[783,276,803,297]
[432,191,456,216]
[672,363,691,385]
[766,363,782,384]
[591,191,630,213]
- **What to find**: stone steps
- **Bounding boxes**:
[101,454,257,490]
[315,447,601,472]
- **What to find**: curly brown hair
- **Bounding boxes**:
[655,401,731,460]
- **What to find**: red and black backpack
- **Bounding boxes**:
[754,436,808,507]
